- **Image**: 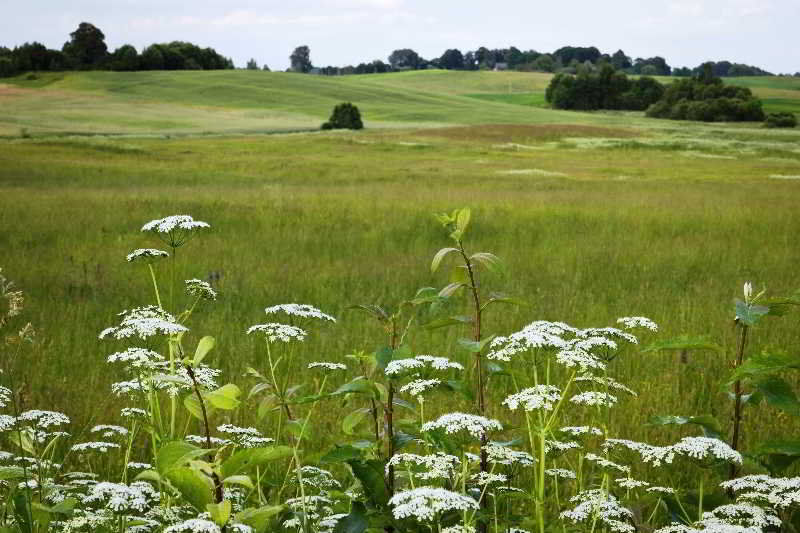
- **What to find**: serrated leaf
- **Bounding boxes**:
[431,247,459,273]
[728,351,800,383]
[205,384,241,410]
[183,394,215,421]
[134,469,162,483]
[756,377,800,416]
[456,207,471,236]
[424,315,473,330]
[332,379,376,397]
[470,252,505,275]
[193,336,216,366]
[347,460,389,508]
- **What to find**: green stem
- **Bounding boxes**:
[147,263,162,309]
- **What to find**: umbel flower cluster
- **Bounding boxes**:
[1,212,799,533]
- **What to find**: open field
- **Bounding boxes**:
[1,70,800,529]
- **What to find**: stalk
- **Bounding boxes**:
[729,324,748,480]
[184,363,223,503]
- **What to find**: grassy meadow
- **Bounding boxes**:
[1,69,800,493]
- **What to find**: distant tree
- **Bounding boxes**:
[532,54,554,72]
[546,65,664,111]
[388,48,421,70]
[262,64,271,71]
[764,112,797,128]
[640,64,658,76]
[290,45,312,73]
[109,44,138,71]
[62,22,108,68]
[321,102,363,130]
[246,58,259,70]
[439,48,464,70]
[553,46,601,65]
[371,59,388,73]
[140,45,165,70]
[504,46,523,68]
[672,66,692,77]
[463,51,477,70]
[610,49,632,70]
[632,56,671,76]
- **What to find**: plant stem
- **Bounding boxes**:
[185,363,223,503]
[730,324,748,480]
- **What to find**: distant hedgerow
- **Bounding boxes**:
[321,102,363,130]
[764,112,797,128]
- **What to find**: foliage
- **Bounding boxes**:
[764,112,797,128]
[546,65,664,111]
[62,22,108,69]
[388,48,422,70]
[321,102,364,130]
[290,45,312,73]
[246,58,259,71]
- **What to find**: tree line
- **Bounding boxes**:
[0,22,233,78]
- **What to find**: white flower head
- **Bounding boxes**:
[308,361,347,371]
[389,487,478,522]
[217,424,274,448]
[483,443,535,466]
[16,410,70,429]
[164,519,221,533]
[185,279,217,301]
[141,215,210,248]
[400,379,441,398]
[672,436,742,464]
[388,453,461,480]
[585,453,631,474]
[126,248,169,262]
[546,468,577,479]
[560,426,604,438]
[71,441,121,453]
[414,355,464,371]
[91,425,129,438]
[264,303,336,322]
[471,472,507,486]
[616,316,658,331]
[421,412,503,440]
[100,306,187,340]
[616,477,649,489]
[560,489,634,533]
[385,358,424,376]
[570,391,618,407]
[503,385,561,411]
[246,323,306,343]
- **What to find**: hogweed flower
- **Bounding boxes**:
[560,426,604,438]
[399,379,441,398]
[0,385,10,409]
[503,385,561,411]
[546,468,577,479]
[217,424,274,448]
[163,519,222,533]
[125,248,169,262]
[585,453,630,474]
[570,391,618,407]
[246,323,307,343]
[560,489,635,533]
[308,361,347,371]
[616,316,658,331]
[100,306,186,340]
[389,487,478,522]
[71,441,121,453]
[575,374,637,396]
[483,443,535,466]
[90,425,129,438]
[385,358,425,376]
[185,279,217,301]
[264,303,336,322]
[471,471,507,486]
[141,215,210,248]
[422,412,503,440]
[672,436,742,464]
[387,453,461,480]
[16,410,70,429]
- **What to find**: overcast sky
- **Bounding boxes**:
[2,0,797,73]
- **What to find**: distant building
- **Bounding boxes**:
[493,62,509,71]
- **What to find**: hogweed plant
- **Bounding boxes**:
[1,211,800,533]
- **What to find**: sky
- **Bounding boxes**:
[2,0,798,73]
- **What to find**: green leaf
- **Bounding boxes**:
[647,415,722,438]
[423,315,473,330]
[444,379,474,402]
[235,505,284,533]
[333,501,368,533]
[756,376,800,416]
[343,408,370,436]
[728,351,800,383]
[439,282,466,298]
[757,439,800,475]
[183,394,216,421]
[206,384,242,410]
[347,460,389,508]
[0,467,26,481]
[321,445,364,464]
[455,207,471,237]
[347,304,389,323]
[735,299,769,327]
[207,500,232,527]
[431,247,459,273]
[469,252,505,275]
[457,335,495,354]
[8,428,35,455]
[374,346,393,370]
[165,467,212,512]
[194,336,216,366]
[157,441,209,475]
[392,431,416,451]
[222,475,254,489]
[332,379,377,397]
[13,491,33,533]
[221,446,293,479]
[134,469,163,483]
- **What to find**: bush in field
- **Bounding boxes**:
[2,212,800,533]
[545,64,664,111]
[321,102,363,130]
[764,112,798,128]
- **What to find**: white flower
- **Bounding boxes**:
[308,361,347,371]
[616,316,658,331]
[120,407,147,419]
[126,248,169,262]
[585,453,630,474]
[545,440,581,454]
[246,323,306,343]
[264,303,336,322]
[141,215,210,248]
[387,453,461,480]
[560,426,604,437]
[503,385,561,411]
[385,358,424,376]
[603,439,676,467]
[442,527,476,533]
[186,435,230,446]
[389,487,478,522]
[483,443,535,466]
[616,477,649,489]
[164,519,221,533]
[555,348,606,371]
[414,355,464,371]
[672,436,742,464]
[570,391,618,407]
[185,279,217,301]
[400,379,441,398]
[546,468,577,479]
[72,441,121,453]
[744,282,753,301]
[296,466,342,490]
[702,503,780,529]
[0,385,11,409]
[217,424,273,448]
[100,306,187,340]
[720,475,800,509]
[0,414,15,431]
[487,321,570,361]
[560,489,634,533]
[83,481,158,513]
[471,472,507,486]
[421,413,503,439]
[647,486,675,494]
[107,347,164,370]
[17,410,70,429]
[575,375,637,396]
[126,462,152,470]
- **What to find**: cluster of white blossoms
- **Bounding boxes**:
[616,477,650,489]
[616,316,659,331]
[575,374,637,396]
[415,355,464,371]
[503,385,562,411]
[720,475,800,509]
[386,354,463,377]
[672,436,742,464]
[217,424,273,448]
[399,378,441,398]
[125,248,169,262]
[560,489,635,533]
[389,487,479,522]
[483,443,535,466]
[185,279,217,301]
[71,441,121,453]
[82,481,158,513]
[546,468,577,479]
[246,323,307,343]
[702,503,781,529]
[570,391,619,407]
[0,385,11,409]
[560,425,604,438]
[545,439,581,455]
[107,347,164,371]
[308,361,347,371]
[16,409,70,429]
[100,306,187,340]
[471,472,508,486]
[163,519,224,533]
[141,215,210,234]
[385,358,425,376]
[585,453,631,474]
[120,407,147,419]
[487,321,570,361]
[388,453,461,480]
[422,413,503,440]
[295,466,343,491]
[264,303,336,322]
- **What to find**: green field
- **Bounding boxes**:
[1,69,800,530]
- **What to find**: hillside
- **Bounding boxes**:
[1,69,798,137]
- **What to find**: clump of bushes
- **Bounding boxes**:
[646,63,764,122]
[321,102,363,130]
[545,64,665,111]
[764,112,797,128]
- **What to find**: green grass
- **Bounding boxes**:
[1,69,800,467]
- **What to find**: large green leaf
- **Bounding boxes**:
[348,459,389,508]
[0,467,26,481]
[374,346,393,370]
[332,379,377,397]
[165,467,212,512]
[728,351,800,383]
[333,501,368,533]
[438,282,466,298]
[431,247,459,273]
[235,505,284,533]
[735,299,769,327]
[756,376,800,416]
[757,439,800,475]
[457,336,495,354]
[321,445,364,464]
[221,446,293,479]
[423,315,473,330]
[469,252,505,276]
[193,336,216,366]
[205,384,242,410]
[156,441,210,475]
[647,415,722,438]
[207,500,232,527]
[343,408,370,436]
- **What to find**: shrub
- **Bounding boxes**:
[764,112,798,128]
[545,65,664,111]
[321,102,363,130]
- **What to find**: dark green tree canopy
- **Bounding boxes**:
[290,45,312,73]
[62,22,108,68]
[388,48,421,70]
[321,102,364,130]
[439,49,464,70]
